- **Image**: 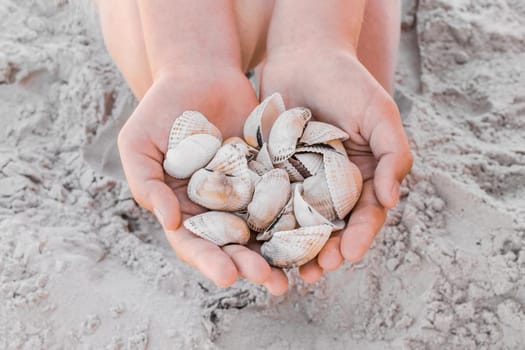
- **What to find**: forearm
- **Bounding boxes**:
[136,0,243,78]
[267,0,367,54]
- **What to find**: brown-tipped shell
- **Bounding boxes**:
[206,143,250,177]
[293,185,341,230]
[184,211,250,246]
[247,169,291,232]
[275,159,305,182]
[261,224,333,268]
[167,111,222,149]
[302,168,338,221]
[323,151,363,219]
[299,121,349,145]
[163,134,221,179]
[268,107,311,164]
[257,194,296,241]
[243,93,285,148]
[187,168,253,211]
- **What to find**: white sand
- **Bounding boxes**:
[1,0,524,349]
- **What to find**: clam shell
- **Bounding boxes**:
[323,150,363,219]
[261,224,333,268]
[247,169,291,232]
[184,211,250,246]
[299,121,349,145]
[206,143,250,178]
[293,185,342,230]
[187,168,253,211]
[248,143,274,176]
[326,139,347,154]
[257,195,296,241]
[223,136,257,160]
[302,168,338,221]
[167,111,222,149]
[275,159,305,182]
[243,93,285,148]
[268,107,311,164]
[293,153,324,177]
[163,134,220,179]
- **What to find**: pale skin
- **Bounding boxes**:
[95,0,413,295]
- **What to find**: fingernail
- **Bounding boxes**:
[391,182,400,206]
[153,208,165,228]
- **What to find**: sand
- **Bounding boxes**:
[0,0,524,349]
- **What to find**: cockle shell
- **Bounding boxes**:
[293,153,324,177]
[260,224,333,268]
[293,185,342,231]
[206,143,251,178]
[257,194,296,241]
[163,134,221,179]
[184,211,250,246]
[247,169,291,232]
[299,121,349,145]
[167,111,222,148]
[302,168,338,221]
[268,107,311,163]
[326,139,347,154]
[248,143,274,176]
[243,93,285,148]
[323,150,363,219]
[275,159,305,183]
[187,168,253,211]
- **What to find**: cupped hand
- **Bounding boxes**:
[118,68,288,295]
[260,48,413,282]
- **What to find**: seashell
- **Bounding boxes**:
[293,185,342,231]
[260,224,333,268]
[184,211,250,246]
[257,195,296,241]
[206,143,251,178]
[302,168,338,221]
[223,136,258,160]
[187,168,253,211]
[275,159,305,183]
[326,139,347,154]
[295,144,342,156]
[167,111,222,149]
[247,169,291,232]
[293,153,324,177]
[243,93,286,148]
[323,150,363,219]
[268,107,311,164]
[299,121,349,145]
[248,143,274,176]
[163,134,220,179]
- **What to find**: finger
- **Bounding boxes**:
[222,245,272,285]
[317,235,344,271]
[263,267,289,296]
[298,259,323,284]
[363,98,413,208]
[164,227,238,288]
[118,126,181,230]
[340,180,387,263]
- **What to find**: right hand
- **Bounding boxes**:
[118,67,289,295]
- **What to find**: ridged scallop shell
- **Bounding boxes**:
[223,137,257,160]
[187,168,253,211]
[163,134,221,179]
[299,121,349,145]
[206,143,250,178]
[184,211,250,246]
[268,107,311,164]
[323,150,363,219]
[247,169,291,232]
[261,224,333,268]
[293,153,324,177]
[243,93,285,148]
[293,185,342,230]
[326,139,347,154]
[167,111,222,149]
[257,195,296,241]
[275,159,305,182]
[302,168,338,221]
[248,143,274,176]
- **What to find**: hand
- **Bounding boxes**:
[260,48,413,282]
[118,68,288,295]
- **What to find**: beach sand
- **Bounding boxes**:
[0,0,524,348]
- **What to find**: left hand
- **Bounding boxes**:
[260,47,413,283]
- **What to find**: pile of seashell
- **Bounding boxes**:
[163,93,363,268]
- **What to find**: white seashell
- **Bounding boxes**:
[223,136,258,160]
[302,168,338,221]
[247,169,291,232]
[261,224,333,268]
[206,143,251,178]
[295,144,341,156]
[243,93,286,148]
[187,168,253,211]
[323,150,363,219]
[293,153,324,177]
[275,159,305,182]
[257,195,296,241]
[299,121,349,145]
[163,134,220,179]
[248,143,274,176]
[167,111,222,149]
[268,107,311,164]
[293,185,342,230]
[184,211,250,246]
[326,139,347,154]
